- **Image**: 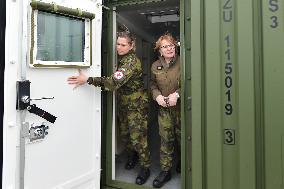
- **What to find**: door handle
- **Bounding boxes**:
[30,97,55,100]
[27,104,57,124]
[16,80,57,123]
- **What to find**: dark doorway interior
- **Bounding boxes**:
[114,1,180,188]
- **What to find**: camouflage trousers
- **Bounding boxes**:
[158,104,181,171]
[118,105,151,168]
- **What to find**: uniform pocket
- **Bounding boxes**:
[155,72,167,85]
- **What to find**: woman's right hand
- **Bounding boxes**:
[67,69,88,89]
[156,95,167,107]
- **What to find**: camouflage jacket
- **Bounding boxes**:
[89,51,148,109]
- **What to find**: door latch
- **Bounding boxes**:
[16,80,57,123]
[29,123,49,141]
[16,80,30,110]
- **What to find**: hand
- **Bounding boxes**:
[67,69,88,89]
[167,92,178,106]
[156,95,167,107]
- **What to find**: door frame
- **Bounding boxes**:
[0,0,6,182]
[101,0,193,188]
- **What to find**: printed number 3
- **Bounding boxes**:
[270,16,278,28]
[224,129,235,145]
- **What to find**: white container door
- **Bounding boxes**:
[3,0,103,189]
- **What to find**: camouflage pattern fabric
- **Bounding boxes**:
[89,51,144,93]
[89,51,150,168]
[158,104,181,171]
[118,94,150,168]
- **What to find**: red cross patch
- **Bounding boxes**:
[113,70,124,80]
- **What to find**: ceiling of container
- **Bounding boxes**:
[116,0,180,41]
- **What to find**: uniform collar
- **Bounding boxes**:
[159,55,178,69]
[118,50,135,62]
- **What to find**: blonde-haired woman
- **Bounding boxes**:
[150,33,181,188]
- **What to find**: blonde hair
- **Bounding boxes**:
[154,33,177,51]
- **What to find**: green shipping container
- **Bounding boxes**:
[191,0,284,189]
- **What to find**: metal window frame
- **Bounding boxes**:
[29,2,94,68]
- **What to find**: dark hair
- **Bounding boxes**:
[117,31,136,51]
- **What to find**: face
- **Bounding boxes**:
[159,39,176,59]
[116,37,133,56]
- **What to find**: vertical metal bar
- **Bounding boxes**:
[254,0,264,188]
[181,0,192,188]
[19,0,26,80]
[0,0,6,185]
[19,121,29,189]
[18,0,27,188]
[180,0,185,188]
[111,6,117,180]
[104,4,115,185]
[200,0,206,188]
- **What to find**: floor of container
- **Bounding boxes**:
[115,119,181,189]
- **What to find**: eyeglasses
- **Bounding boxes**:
[160,44,175,49]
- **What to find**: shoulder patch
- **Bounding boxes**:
[113,70,124,80]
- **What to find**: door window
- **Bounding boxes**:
[30,10,91,67]
[36,11,85,62]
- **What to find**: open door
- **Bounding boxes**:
[3,0,103,188]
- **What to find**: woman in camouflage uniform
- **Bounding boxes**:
[150,33,181,188]
[67,31,150,185]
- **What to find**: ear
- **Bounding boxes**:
[159,50,163,56]
[130,43,134,50]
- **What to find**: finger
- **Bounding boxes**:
[67,77,79,82]
[161,101,166,107]
[159,102,165,107]
[67,78,77,82]
[67,76,77,80]
[68,81,78,84]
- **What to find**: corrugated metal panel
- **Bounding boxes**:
[192,0,284,189]
[191,0,257,188]
[262,0,284,188]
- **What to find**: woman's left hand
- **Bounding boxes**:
[168,92,178,106]
[67,69,88,89]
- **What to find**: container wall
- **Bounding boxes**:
[191,0,258,188]
[262,0,284,189]
[191,0,284,188]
